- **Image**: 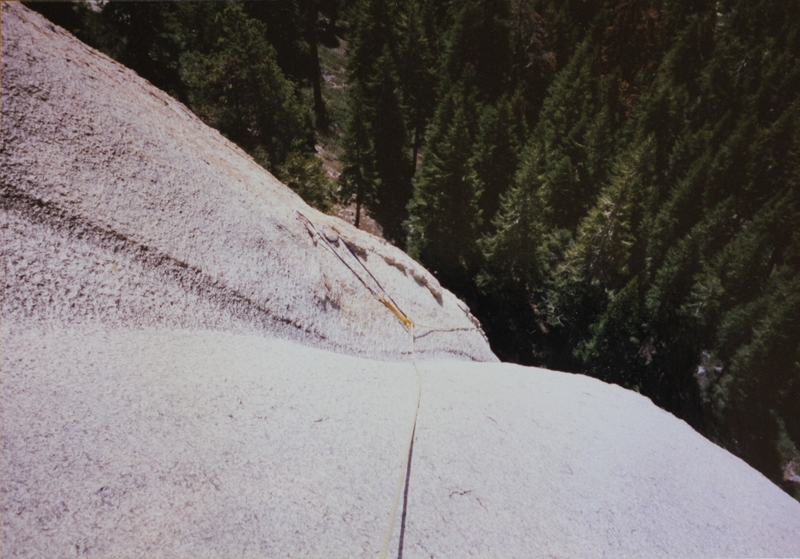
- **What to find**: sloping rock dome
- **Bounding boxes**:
[2,4,800,557]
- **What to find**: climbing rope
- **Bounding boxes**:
[297,211,413,331]
[296,211,482,559]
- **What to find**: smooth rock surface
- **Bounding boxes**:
[1,326,418,558]
[4,326,800,558]
[408,360,800,557]
[3,4,800,558]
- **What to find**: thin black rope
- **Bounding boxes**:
[297,212,381,299]
[397,421,416,559]
[298,211,412,326]
[341,239,410,324]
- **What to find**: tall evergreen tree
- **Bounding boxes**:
[396,0,438,175]
[406,87,481,284]
[243,0,311,86]
[507,0,557,125]
[179,3,312,171]
[470,92,529,235]
[340,0,413,243]
[440,0,513,103]
[368,45,412,244]
[345,0,395,85]
[338,82,379,229]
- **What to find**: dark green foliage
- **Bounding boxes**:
[275,152,334,212]
[529,0,603,69]
[338,82,380,225]
[701,188,800,493]
[396,0,438,172]
[179,3,312,171]
[242,1,311,85]
[470,92,529,236]
[507,0,557,124]
[339,0,413,243]
[345,0,396,86]
[368,46,412,242]
[440,0,513,103]
[245,1,344,129]
[575,277,644,388]
[406,87,481,283]
[540,43,625,229]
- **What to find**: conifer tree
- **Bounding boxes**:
[479,143,549,290]
[469,92,529,236]
[507,0,557,125]
[537,38,623,230]
[243,0,312,86]
[440,0,513,104]
[338,82,379,229]
[340,0,413,242]
[574,276,644,388]
[566,136,653,289]
[529,0,602,70]
[396,0,438,175]
[346,0,395,86]
[367,45,412,243]
[560,137,655,387]
[406,87,481,283]
[179,3,312,172]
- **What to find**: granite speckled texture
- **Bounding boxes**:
[3,4,800,557]
[2,327,417,558]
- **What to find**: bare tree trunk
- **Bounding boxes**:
[306,1,326,126]
[355,182,362,229]
[411,125,421,178]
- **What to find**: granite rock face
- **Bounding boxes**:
[3,4,800,558]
